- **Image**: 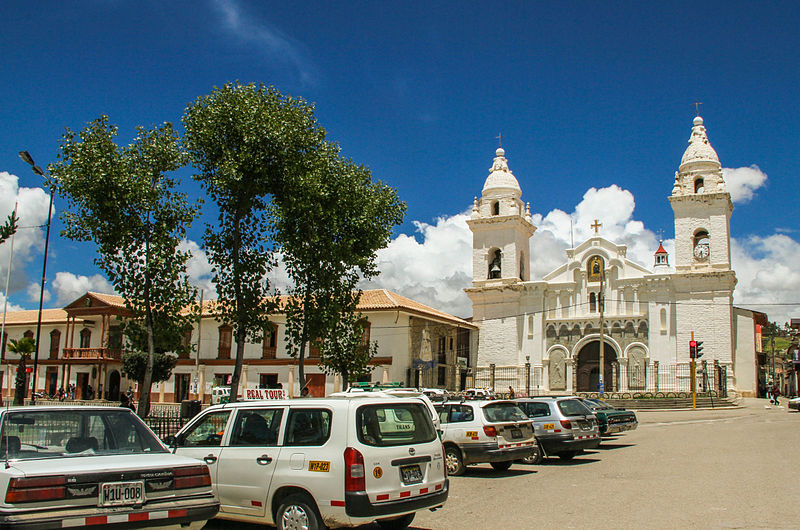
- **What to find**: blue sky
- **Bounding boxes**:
[1,1,798,322]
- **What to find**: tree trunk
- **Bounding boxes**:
[229,328,247,403]
[298,306,309,397]
[342,369,349,392]
[14,358,26,406]
[138,222,154,418]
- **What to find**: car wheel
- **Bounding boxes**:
[559,451,577,461]
[377,513,416,529]
[490,460,513,471]
[445,445,465,476]
[276,493,326,530]
[522,443,544,465]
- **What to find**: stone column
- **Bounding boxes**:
[382,367,390,384]
[333,374,341,393]
[541,359,550,393]
[619,358,629,391]
[568,358,576,393]
[653,360,659,392]
[288,367,295,398]
[611,362,618,392]
[198,369,206,404]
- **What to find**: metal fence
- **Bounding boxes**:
[474,360,729,397]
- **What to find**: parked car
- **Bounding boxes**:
[514,397,601,463]
[0,406,218,528]
[579,398,638,435]
[169,395,448,529]
[788,397,800,412]
[434,400,536,475]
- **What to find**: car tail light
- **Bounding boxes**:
[483,425,497,437]
[344,447,365,492]
[174,465,212,490]
[6,476,66,503]
[560,420,572,430]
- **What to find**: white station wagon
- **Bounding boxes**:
[170,395,449,529]
[0,406,218,529]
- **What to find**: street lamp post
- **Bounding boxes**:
[18,151,53,406]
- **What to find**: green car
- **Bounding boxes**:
[581,398,638,435]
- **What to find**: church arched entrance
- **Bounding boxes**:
[575,340,618,392]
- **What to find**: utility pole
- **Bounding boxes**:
[598,266,605,395]
[691,331,696,410]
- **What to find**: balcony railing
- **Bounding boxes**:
[62,348,123,360]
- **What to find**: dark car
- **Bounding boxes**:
[580,398,638,435]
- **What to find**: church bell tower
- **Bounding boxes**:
[467,147,536,285]
[669,116,733,272]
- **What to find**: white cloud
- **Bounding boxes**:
[0,292,24,314]
[212,0,316,85]
[26,281,51,304]
[179,239,217,298]
[51,272,115,306]
[730,234,800,326]
[723,165,767,204]
[0,171,52,300]
[362,213,474,317]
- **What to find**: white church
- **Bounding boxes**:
[466,116,761,397]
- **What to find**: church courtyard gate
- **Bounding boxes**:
[575,340,618,392]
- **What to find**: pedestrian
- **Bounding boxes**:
[508,386,515,399]
[771,384,780,406]
[120,393,136,412]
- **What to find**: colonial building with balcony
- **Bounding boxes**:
[1,289,476,404]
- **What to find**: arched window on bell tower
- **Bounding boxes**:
[694,178,705,193]
[589,292,597,312]
[519,252,525,280]
[488,249,502,279]
[492,201,500,216]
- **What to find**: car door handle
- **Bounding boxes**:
[256,455,273,465]
[204,454,218,464]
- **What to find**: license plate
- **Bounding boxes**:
[542,423,554,430]
[510,428,523,439]
[400,464,423,485]
[100,481,144,507]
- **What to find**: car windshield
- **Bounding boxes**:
[557,399,592,417]
[0,409,167,460]
[482,402,528,422]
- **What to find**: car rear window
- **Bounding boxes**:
[0,409,166,459]
[482,402,528,422]
[557,399,592,417]
[357,403,436,447]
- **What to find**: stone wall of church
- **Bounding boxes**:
[672,197,732,271]
[672,275,734,366]
[544,318,649,356]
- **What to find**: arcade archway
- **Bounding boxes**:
[575,340,618,392]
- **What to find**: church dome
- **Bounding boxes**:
[679,116,721,172]
[482,147,522,198]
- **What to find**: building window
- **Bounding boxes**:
[49,329,60,360]
[437,336,447,364]
[79,328,91,349]
[263,323,278,359]
[309,338,322,358]
[437,366,446,386]
[492,201,500,216]
[23,330,34,339]
[527,316,534,338]
[218,325,232,359]
[259,373,279,389]
[660,308,667,332]
[590,292,597,313]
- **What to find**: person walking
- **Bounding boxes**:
[771,384,781,406]
[508,386,515,399]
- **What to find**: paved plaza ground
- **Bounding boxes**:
[206,398,799,529]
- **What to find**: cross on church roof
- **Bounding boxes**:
[591,219,602,234]
[496,132,502,148]
[694,101,703,116]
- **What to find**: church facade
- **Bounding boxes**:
[466,116,761,396]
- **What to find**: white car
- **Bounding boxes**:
[170,395,448,529]
[0,406,218,528]
[788,397,800,411]
[434,400,536,475]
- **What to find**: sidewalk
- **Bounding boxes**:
[634,396,792,425]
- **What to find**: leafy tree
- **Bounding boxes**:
[50,116,199,417]
[182,82,326,402]
[7,337,34,405]
[275,143,405,389]
[121,350,179,388]
[317,313,378,388]
[0,210,18,246]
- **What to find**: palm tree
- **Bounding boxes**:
[7,337,35,405]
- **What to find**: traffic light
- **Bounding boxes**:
[689,340,697,358]
[695,341,704,358]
